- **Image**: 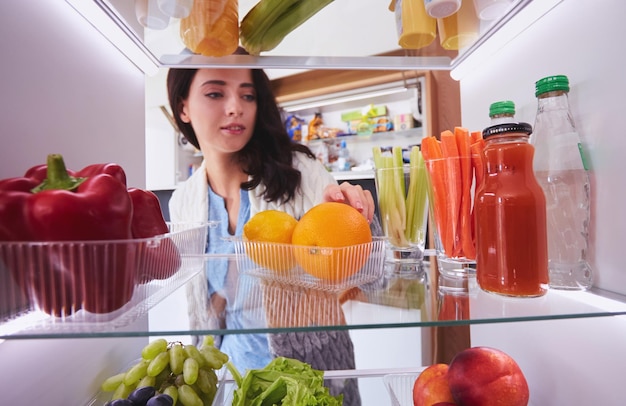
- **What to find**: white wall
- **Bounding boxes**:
[458,1,626,404]
[0,1,148,404]
[458,0,626,296]
[0,1,147,188]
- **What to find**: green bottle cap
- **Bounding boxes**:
[535,75,570,97]
[489,100,516,117]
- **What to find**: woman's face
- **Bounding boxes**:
[179,69,257,157]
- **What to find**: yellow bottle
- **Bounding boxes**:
[180,0,239,57]
[390,0,437,49]
[437,0,480,50]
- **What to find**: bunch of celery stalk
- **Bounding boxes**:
[373,146,429,248]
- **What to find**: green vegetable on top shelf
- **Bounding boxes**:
[373,146,429,248]
[241,0,335,55]
[228,356,342,406]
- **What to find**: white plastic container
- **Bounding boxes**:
[135,0,170,30]
[473,0,513,20]
[157,0,194,18]
[424,0,461,18]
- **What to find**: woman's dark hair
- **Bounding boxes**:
[167,67,315,204]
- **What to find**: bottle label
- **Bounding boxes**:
[578,142,589,171]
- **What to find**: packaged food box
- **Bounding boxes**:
[394,114,415,131]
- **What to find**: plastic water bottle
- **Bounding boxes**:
[336,140,351,172]
[530,75,593,290]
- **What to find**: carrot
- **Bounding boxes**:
[469,134,486,252]
[454,127,475,259]
[470,130,483,144]
[421,136,453,256]
[470,138,486,191]
[439,130,462,257]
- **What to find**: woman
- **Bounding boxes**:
[167,66,373,404]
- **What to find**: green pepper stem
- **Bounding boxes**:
[31,154,87,193]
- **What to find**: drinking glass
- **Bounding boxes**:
[424,155,477,278]
[374,164,429,275]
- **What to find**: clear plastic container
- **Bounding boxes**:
[232,237,385,292]
[0,223,210,336]
[383,372,423,406]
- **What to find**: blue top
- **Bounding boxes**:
[206,186,272,372]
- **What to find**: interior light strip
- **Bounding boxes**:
[280,79,419,113]
[65,0,160,76]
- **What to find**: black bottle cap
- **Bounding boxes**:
[482,122,533,139]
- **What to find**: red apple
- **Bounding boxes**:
[413,363,456,406]
[447,346,529,406]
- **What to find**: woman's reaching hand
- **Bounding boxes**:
[322,182,375,224]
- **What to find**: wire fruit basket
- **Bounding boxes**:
[232,237,385,292]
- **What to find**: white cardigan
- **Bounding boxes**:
[168,152,338,332]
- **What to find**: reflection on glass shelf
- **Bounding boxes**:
[3,256,626,339]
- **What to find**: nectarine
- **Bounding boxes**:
[413,364,456,406]
[447,346,529,406]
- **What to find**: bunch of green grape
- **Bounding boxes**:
[100,337,229,406]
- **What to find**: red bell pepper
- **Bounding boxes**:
[0,154,135,315]
[25,158,133,241]
[24,162,127,188]
[128,188,181,282]
[0,177,40,241]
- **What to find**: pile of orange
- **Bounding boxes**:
[243,202,372,281]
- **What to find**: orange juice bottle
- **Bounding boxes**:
[180,0,239,57]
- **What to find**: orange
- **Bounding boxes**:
[291,202,372,281]
[243,210,298,273]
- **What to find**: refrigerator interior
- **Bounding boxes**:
[1,0,625,404]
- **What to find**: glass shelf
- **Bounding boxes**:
[3,256,625,340]
[87,0,536,72]
[306,128,423,146]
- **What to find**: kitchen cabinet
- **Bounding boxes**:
[3,0,626,405]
